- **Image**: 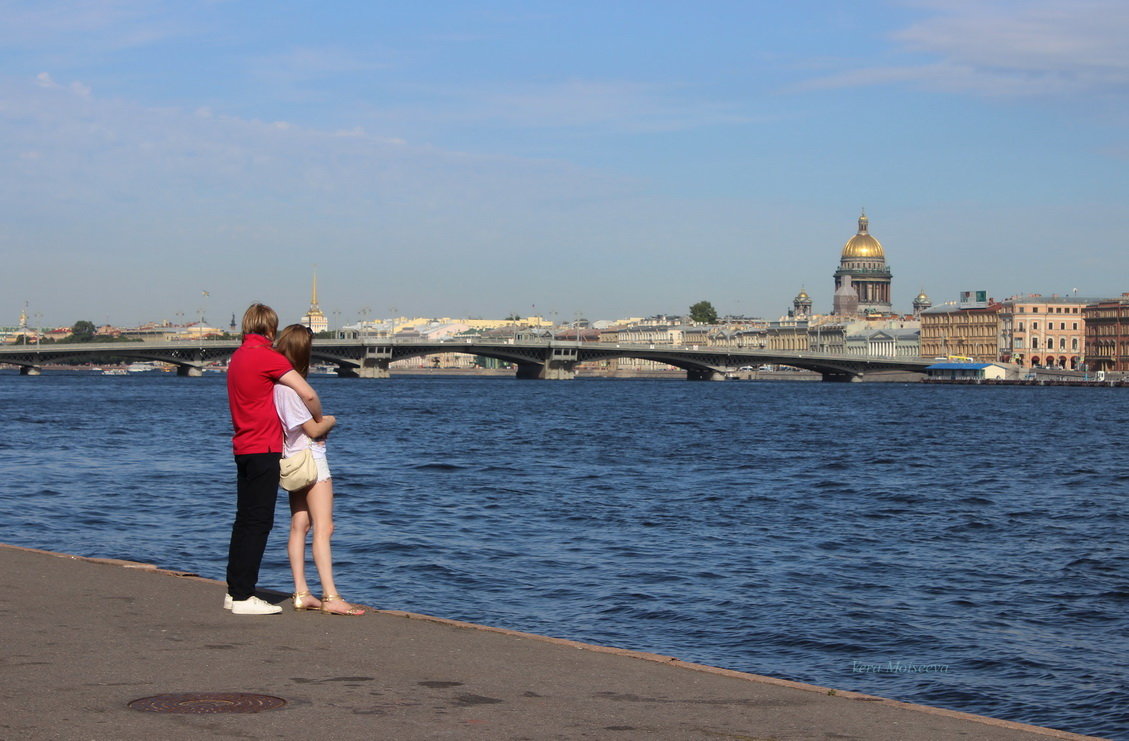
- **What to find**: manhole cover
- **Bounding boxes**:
[129,692,286,714]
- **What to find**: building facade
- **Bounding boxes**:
[998,295,1097,369]
[1083,294,1129,372]
[844,328,920,358]
[919,302,1003,361]
[765,320,810,352]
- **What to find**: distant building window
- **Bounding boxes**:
[1018,322,1025,331]
[1073,322,1078,330]
[1032,307,1039,313]
[1032,337,1039,349]
[1033,322,1039,330]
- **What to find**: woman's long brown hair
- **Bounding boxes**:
[274,324,313,378]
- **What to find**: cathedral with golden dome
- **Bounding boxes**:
[833,210,892,315]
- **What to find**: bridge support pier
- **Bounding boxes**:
[359,361,390,379]
[687,368,725,381]
[358,346,392,379]
[19,366,41,376]
[541,362,576,380]
[515,346,579,380]
[177,365,203,377]
[515,363,542,380]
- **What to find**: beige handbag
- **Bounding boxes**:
[279,448,317,491]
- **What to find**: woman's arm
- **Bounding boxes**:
[301,414,336,440]
[278,370,323,421]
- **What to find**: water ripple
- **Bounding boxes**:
[1,372,1126,738]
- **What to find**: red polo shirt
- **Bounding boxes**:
[227,334,294,455]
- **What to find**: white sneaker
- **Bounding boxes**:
[230,595,282,615]
[223,594,233,610]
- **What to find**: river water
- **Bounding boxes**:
[2,371,1126,738]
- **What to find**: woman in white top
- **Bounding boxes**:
[274,324,365,616]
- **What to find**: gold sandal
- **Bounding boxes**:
[292,591,320,611]
[320,594,365,616]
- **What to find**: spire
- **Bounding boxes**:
[858,208,868,234]
[301,268,328,333]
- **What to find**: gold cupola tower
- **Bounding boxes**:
[833,210,893,315]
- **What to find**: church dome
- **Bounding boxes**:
[841,211,884,259]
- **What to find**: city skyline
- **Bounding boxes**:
[2,1,1128,327]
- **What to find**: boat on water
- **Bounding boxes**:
[127,362,158,373]
[102,368,128,376]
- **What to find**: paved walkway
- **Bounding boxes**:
[0,544,1106,740]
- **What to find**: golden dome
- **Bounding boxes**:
[841,211,884,259]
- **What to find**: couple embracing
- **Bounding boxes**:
[224,303,364,616]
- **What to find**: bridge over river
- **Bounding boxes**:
[0,338,933,382]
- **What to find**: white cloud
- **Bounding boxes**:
[805,1,1129,97]
[0,71,650,322]
[33,71,91,97]
[366,79,761,135]
[0,0,193,49]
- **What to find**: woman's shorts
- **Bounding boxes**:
[315,456,331,483]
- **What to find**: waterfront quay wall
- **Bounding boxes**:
[0,542,1105,741]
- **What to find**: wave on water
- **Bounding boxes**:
[3,375,1127,738]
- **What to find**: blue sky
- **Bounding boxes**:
[2,0,1127,327]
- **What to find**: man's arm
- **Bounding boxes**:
[278,370,323,421]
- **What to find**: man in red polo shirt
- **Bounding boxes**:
[224,303,323,615]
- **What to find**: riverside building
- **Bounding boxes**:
[1083,293,1129,372]
[998,294,1101,369]
[920,293,1109,368]
[919,296,1003,362]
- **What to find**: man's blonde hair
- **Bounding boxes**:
[241,303,279,339]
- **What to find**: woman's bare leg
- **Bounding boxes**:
[307,478,363,614]
[287,490,320,607]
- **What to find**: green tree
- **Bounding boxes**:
[688,301,718,324]
[69,320,97,342]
